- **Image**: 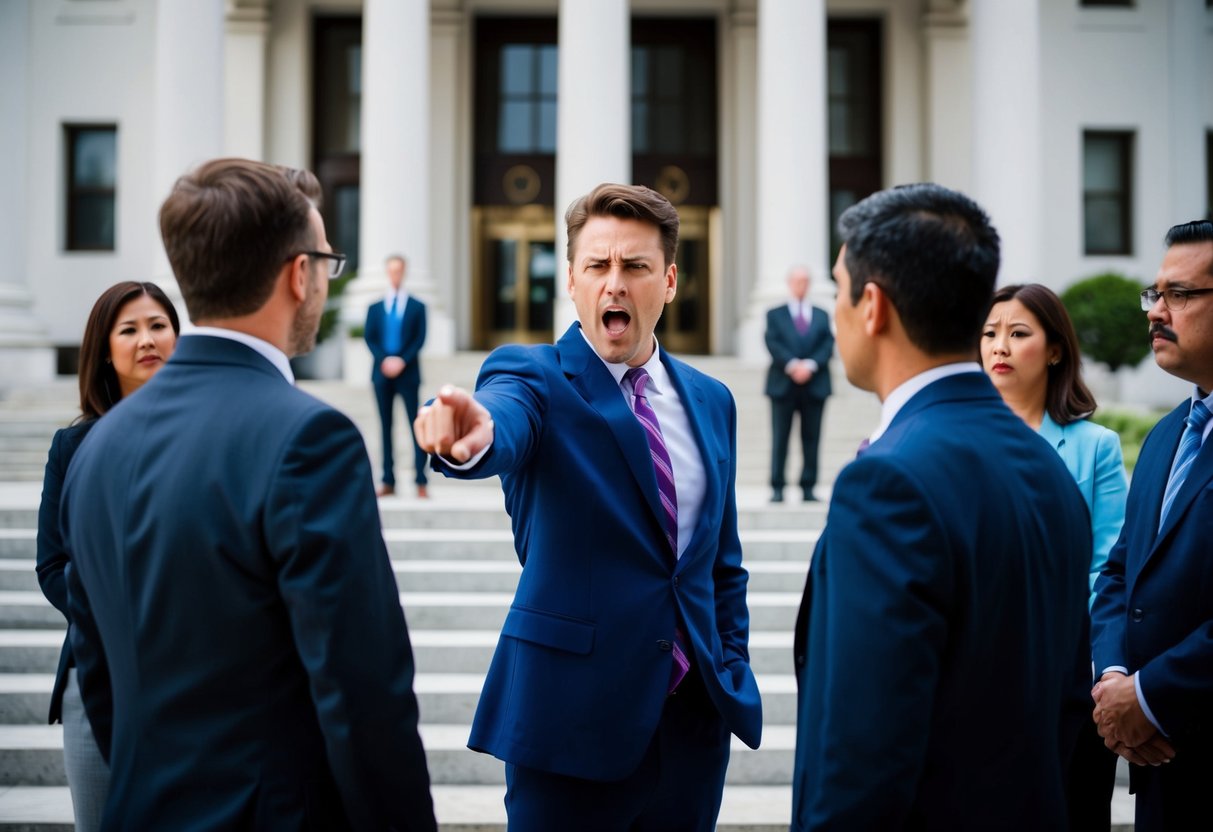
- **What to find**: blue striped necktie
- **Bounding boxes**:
[624,367,690,693]
[1159,400,1211,528]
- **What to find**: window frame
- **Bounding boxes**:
[1082,129,1135,257]
[64,123,118,252]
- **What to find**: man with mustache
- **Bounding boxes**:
[414,183,761,830]
[1090,219,1213,831]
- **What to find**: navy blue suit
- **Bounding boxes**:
[793,372,1091,830]
[60,335,435,831]
[1091,398,1213,831]
[434,324,761,817]
[764,304,833,494]
[37,420,98,726]
[365,295,428,487]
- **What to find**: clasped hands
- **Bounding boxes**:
[1091,671,1175,766]
[787,360,815,385]
[414,385,494,463]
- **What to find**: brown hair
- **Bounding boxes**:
[565,183,680,267]
[77,281,180,422]
[158,158,320,321]
[988,283,1097,425]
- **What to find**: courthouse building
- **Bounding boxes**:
[1,0,1211,394]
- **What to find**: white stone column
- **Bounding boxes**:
[223,0,270,160]
[737,0,827,362]
[970,0,1041,285]
[922,1,971,192]
[0,0,54,384]
[554,0,630,337]
[353,0,454,357]
[154,0,225,320]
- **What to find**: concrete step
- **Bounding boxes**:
[0,672,799,728]
[0,633,62,675]
[0,724,797,787]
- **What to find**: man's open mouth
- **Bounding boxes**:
[603,310,631,335]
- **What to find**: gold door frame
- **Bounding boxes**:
[472,205,558,349]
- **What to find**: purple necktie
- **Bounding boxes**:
[624,367,690,693]
[794,306,809,336]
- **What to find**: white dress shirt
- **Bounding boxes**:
[185,328,294,384]
[866,362,982,446]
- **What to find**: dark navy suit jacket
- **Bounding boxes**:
[792,372,1091,830]
[1092,399,1213,766]
[61,335,435,832]
[434,324,762,781]
[365,295,426,386]
[764,304,833,400]
[36,420,98,725]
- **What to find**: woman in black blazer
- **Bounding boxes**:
[36,281,179,832]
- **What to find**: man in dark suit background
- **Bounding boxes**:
[60,159,435,831]
[1090,219,1213,831]
[791,183,1091,830]
[365,253,429,498]
[764,265,833,502]
[413,183,761,831]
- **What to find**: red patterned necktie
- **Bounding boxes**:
[624,367,690,693]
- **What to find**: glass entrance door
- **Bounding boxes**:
[473,205,557,348]
[655,205,714,354]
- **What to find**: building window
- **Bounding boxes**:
[497,43,557,153]
[1083,131,1134,256]
[313,17,362,273]
[1080,0,1134,7]
[65,125,116,251]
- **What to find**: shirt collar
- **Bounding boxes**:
[1038,411,1065,449]
[578,329,669,397]
[385,288,410,306]
[184,327,295,384]
[869,362,982,444]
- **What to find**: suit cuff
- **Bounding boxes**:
[439,442,491,471]
[784,359,798,374]
[805,359,819,374]
[1134,672,1165,736]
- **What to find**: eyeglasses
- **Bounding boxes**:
[292,251,347,280]
[1140,287,1213,312]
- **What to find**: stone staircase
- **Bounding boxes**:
[0,354,1134,829]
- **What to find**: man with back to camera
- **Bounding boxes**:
[791,183,1092,830]
[60,158,435,831]
[412,183,762,831]
[1089,219,1213,831]
[365,253,429,498]
[764,265,833,502]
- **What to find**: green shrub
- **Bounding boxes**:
[1091,407,1164,473]
[317,271,354,344]
[1061,273,1150,371]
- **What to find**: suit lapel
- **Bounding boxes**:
[556,326,667,540]
[662,354,719,570]
[1147,405,1210,554]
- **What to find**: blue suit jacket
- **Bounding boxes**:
[434,324,762,781]
[764,304,833,400]
[1092,399,1213,746]
[36,420,98,725]
[792,372,1091,830]
[365,295,426,386]
[61,335,435,832]
[1038,414,1128,601]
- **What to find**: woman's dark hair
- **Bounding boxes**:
[77,281,180,422]
[989,283,1096,425]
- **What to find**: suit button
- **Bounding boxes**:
[657,640,672,651]
[795,654,806,669]
[673,576,680,587]
[1132,608,1144,623]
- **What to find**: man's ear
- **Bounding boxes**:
[566,262,575,300]
[862,281,889,337]
[664,263,677,303]
[285,255,308,303]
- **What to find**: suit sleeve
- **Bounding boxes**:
[364,304,386,367]
[265,407,436,832]
[795,458,951,827]
[400,300,426,367]
[1087,429,1128,601]
[1090,520,1129,675]
[65,544,114,761]
[764,309,797,367]
[36,430,71,617]
[431,345,549,480]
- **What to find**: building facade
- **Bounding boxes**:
[1,0,1211,402]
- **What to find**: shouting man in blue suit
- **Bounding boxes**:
[60,159,435,831]
[1090,219,1213,831]
[414,183,761,831]
[792,183,1092,830]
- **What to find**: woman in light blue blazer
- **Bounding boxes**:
[982,282,1127,832]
